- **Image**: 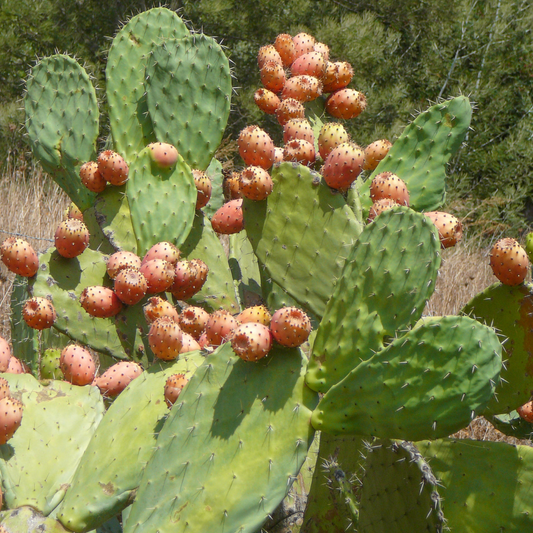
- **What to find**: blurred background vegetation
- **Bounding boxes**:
[0,0,532,239]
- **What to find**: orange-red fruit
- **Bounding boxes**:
[211,199,244,235]
[80,161,106,193]
[192,170,212,210]
[260,60,286,93]
[318,123,350,160]
[283,139,316,167]
[164,373,189,407]
[60,344,97,386]
[65,203,84,222]
[314,42,330,61]
[281,75,323,103]
[180,333,201,353]
[368,199,400,223]
[364,139,392,171]
[97,150,129,186]
[238,126,275,169]
[517,401,533,422]
[55,219,90,258]
[94,361,143,397]
[326,89,366,119]
[254,89,281,115]
[80,286,123,318]
[0,337,11,372]
[321,142,364,191]
[205,310,239,347]
[293,32,316,59]
[490,238,529,286]
[370,172,410,206]
[170,259,209,300]
[106,251,142,280]
[142,242,180,266]
[1,237,39,277]
[274,34,297,67]
[22,297,56,330]
[179,306,210,339]
[270,307,312,348]
[148,142,179,168]
[139,259,175,294]
[231,322,273,362]
[143,296,180,324]
[275,98,305,126]
[257,44,283,69]
[223,171,243,201]
[291,51,326,79]
[148,317,183,361]
[424,211,463,249]
[322,62,354,93]
[0,378,10,401]
[0,397,23,444]
[114,268,148,305]
[274,147,284,164]
[283,118,315,145]
[6,357,25,375]
[240,167,274,201]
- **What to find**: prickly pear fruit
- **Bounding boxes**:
[274,146,284,164]
[0,336,11,372]
[274,34,296,67]
[179,306,210,339]
[205,309,239,347]
[60,344,97,386]
[97,150,129,186]
[54,219,90,258]
[368,199,400,223]
[114,268,148,305]
[326,88,366,119]
[317,123,350,160]
[370,172,410,206]
[6,357,25,374]
[517,401,533,422]
[80,286,123,318]
[93,361,143,397]
[490,238,529,286]
[257,44,283,69]
[211,199,244,235]
[322,61,354,93]
[0,237,39,277]
[254,88,281,115]
[22,296,57,330]
[80,161,107,193]
[106,251,142,280]
[260,60,286,93]
[164,373,188,407]
[64,202,84,222]
[231,322,273,362]
[139,259,176,294]
[291,51,326,79]
[270,307,311,348]
[223,171,243,201]
[283,118,315,145]
[275,98,305,126]
[0,378,9,401]
[321,142,364,191]
[240,167,274,201]
[424,211,463,248]
[148,317,183,361]
[238,305,272,326]
[314,42,330,61]
[364,139,393,171]
[293,32,316,59]
[281,75,323,102]
[0,397,23,444]
[238,126,275,169]
[40,348,62,379]
[142,242,180,266]
[170,259,208,300]
[189,259,209,294]
[283,139,316,166]
[148,142,179,168]
[143,296,180,324]
[192,170,213,210]
[180,333,201,353]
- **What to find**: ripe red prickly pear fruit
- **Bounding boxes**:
[93,361,143,397]
[143,296,180,324]
[283,118,315,145]
[517,400,533,422]
[198,331,210,350]
[321,142,364,191]
[326,89,366,119]
[424,211,463,249]
[114,268,148,305]
[0,337,11,372]
[368,199,400,223]
[223,171,243,201]
[231,322,273,362]
[106,251,142,279]
[6,357,25,375]
[257,44,283,69]
[1,237,39,277]
[283,139,316,167]
[370,172,410,206]
[240,167,274,201]
[80,286,123,318]
[65,203,84,222]
[0,378,9,401]
[205,309,239,347]
[179,306,210,339]
[170,259,208,300]
[274,34,297,67]
[22,297,57,330]
[275,98,305,127]
[164,373,189,407]
[318,123,350,160]
[211,199,244,235]
[322,61,354,93]
[189,259,209,292]
[254,89,281,115]
[148,316,183,361]
[490,238,529,286]
[0,397,23,444]
[260,60,286,93]
[314,42,330,61]
[60,344,97,386]
[293,32,316,60]
[281,75,323,103]
[238,126,275,169]
[80,161,107,193]
[274,147,284,164]
[270,307,312,348]
[140,259,175,294]
[148,142,179,168]
[364,139,392,171]
[97,150,129,186]
[142,242,180,266]
[192,170,213,210]
[291,51,327,79]
[180,333,201,354]
[54,219,90,258]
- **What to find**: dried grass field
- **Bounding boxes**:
[0,168,530,445]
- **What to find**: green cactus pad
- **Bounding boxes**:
[25,55,99,211]
[123,343,318,533]
[462,282,533,415]
[0,507,70,532]
[202,158,225,219]
[127,148,196,257]
[311,315,502,440]
[146,34,232,171]
[179,211,240,313]
[359,96,472,213]
[0,375,105,516]
[57,353,203,533]
[490,411,533,440]
[306,207,441,394]
[418,438,533,532]
[244,162,362,319]
[358,439,445,533]
[106,8,189,162]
